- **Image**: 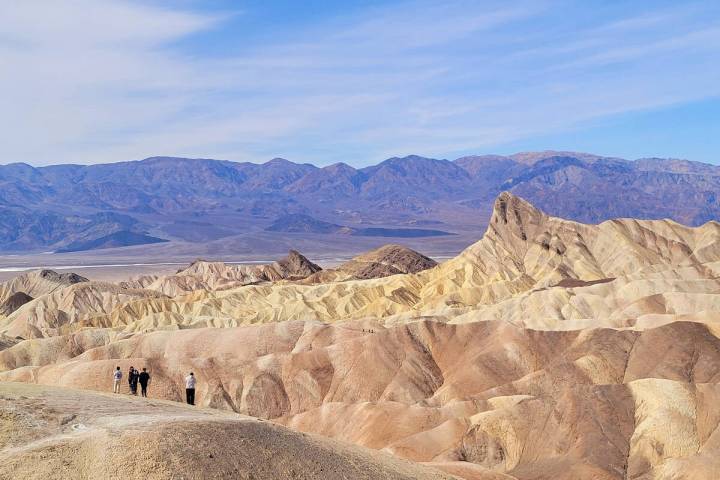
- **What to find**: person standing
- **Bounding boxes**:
[128,366,139,395]
[185,372,196,405]
[128,366,134,394]
[112,366,122,394]
[139,368,151,398]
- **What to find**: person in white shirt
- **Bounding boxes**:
[185,372,196,405]
[112,366,122,394]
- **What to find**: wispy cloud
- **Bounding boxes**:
[0,0,719,166]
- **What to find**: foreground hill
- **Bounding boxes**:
[2,319,719,479]
[0,382,456,480]
[1,151,719,253]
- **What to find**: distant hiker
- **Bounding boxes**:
[113,366,122,394]
[185,372,196,405]
[139,367,151,398]
[131,367,140,395]
[128,366,139,395]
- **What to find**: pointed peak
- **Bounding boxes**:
[275,250,322,277]
[489,192,544,241]
[265,157,296,166]
[36,269,88,284]
[492,192,540,217]
[323,162,356,172]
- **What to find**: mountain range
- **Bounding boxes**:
[1,151,719,253]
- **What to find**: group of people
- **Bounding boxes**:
[113,366,150,396]
[112,366,197,405]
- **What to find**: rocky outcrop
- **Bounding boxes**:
[0,292,33,316]
[302,244,437,283]
[0,269,87,304]
[122,250,322,297]
[270,249,323,280]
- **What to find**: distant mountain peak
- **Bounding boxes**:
[323,162,357,172]
[265,157,297,166]
[381,154,443,164]
[509,150,613,165]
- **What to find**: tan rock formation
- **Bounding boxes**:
[0,269,87,304]
[0,281,166,339]
[120,249,321,296]
[0,291,33,316]
[301,244,438,284]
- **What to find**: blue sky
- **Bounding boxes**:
[1,0,719,166]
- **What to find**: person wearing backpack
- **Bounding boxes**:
[112,366,122,394]
[128,366,139,395]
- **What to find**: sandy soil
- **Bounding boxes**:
[0,382,458,480]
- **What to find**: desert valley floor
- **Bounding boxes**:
[2,192,720,479]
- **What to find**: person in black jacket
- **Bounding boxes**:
[128,366,139,395]
[139,368,151,397]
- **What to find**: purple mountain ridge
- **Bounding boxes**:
[1,151,718,252]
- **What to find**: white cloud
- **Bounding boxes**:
[0,1,218,46]
[0,0,719,166]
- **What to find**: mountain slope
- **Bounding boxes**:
[266,213,453,237]
[58,191,718,334]
[302,244,438,283]
[56,230,168,253]
[119,250,321,296]
[0,269,87,305]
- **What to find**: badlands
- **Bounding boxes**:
[1,192,720,479]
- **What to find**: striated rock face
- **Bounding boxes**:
[176,249,321,283]
[302,244,438,284]
[0,281,166,339]
[273,249,323,279]
[0,269,87,305]
[121,249,322,297]
[0,291,33,316]
[0,382,454,480]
